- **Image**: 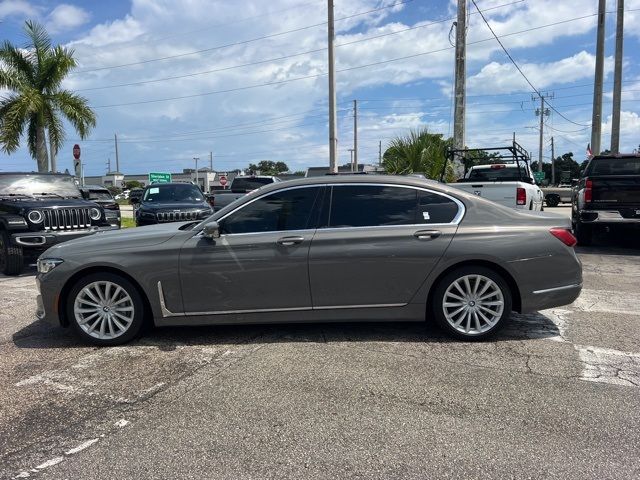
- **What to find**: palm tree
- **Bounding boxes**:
[382,128,455,182]
[0,21,96,172]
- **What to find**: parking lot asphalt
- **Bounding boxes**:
[1,210,639,480]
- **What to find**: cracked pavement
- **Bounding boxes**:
[1,231,639,479]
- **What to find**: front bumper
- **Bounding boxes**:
[11,226,119,248]
[580,209,640,224]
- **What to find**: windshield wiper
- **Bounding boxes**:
[0,193,35,199]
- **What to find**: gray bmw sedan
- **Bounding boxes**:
[35,175,582,346]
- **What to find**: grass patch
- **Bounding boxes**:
[121,217,136,229]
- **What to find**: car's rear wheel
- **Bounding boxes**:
[0,230,24,276]
[545,195,560,207]
[67,272,145,346]
[431,266,512,340]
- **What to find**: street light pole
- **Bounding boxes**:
[193,157,199,189]
[611,0,625,154]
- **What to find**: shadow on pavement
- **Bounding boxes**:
[576,228,640,255]
[13,311,560,349]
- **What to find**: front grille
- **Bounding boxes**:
[43,208,92,231]
[156,211,199,222]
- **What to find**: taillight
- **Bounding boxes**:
[516,187,526,205]
[550,228,577,247]
[584,179,593,203]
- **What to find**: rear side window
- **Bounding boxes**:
[466,167,521,182]
[586,157,640,176]
[417,191,459,224]
[329,185,417,227]
[221,186,320,234]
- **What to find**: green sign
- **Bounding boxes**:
[148,172,172,184]
[533,171,545,183]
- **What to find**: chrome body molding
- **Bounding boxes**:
[156,281,406,318]
[532,283,582,295]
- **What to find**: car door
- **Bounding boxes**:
[179,185,322,314]
[308,184,462,308]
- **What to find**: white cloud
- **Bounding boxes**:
[46,4,90,34]
[0,0,38,19]
[467,52,615,94]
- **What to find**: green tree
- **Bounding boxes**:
[247,160,289,175]
[125,180,143,190]
[382,128,455,181]
[0,21,96,172]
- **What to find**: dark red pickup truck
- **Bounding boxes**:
[572,154,640,245]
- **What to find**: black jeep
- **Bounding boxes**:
[0,172,116,275]
[134,182,213,226]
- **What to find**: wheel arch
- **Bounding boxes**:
[426,260,522,315]
[58,266,154,327]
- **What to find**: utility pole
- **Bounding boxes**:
[378,140,382,166]
[348,149,355,172]
[106,157,111,174]
[452,0,467,178]
[114,133,120,172]
[591,0,606,156]
[353,99,358,172]
[533,93,551,172]
[209,151,213,170]
[551,136,555,185]
[611,0,624,154]
[193,157,199,189]
[328,0,338,173]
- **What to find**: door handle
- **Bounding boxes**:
[414,230,442,240]
[276,236,304,246]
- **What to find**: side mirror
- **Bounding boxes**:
[203,221,220,239]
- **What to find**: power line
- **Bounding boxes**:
[90,12,620,109]
[470,0,589,127]
[77,0,524,92]
[71,0,414,74]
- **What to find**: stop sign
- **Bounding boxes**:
[72,144,81,160]
[219,175,228,187]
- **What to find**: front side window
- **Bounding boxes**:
[329,185,417,228]
[220,187,320,234]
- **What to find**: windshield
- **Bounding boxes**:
[87,190,113,200]
[585,157,640,176]
[143,184,203,203]
[0,174,81,198]
[231,177,273,191]
[466,167,524,182]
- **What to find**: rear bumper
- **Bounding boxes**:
[524,283,583,312]
[10,226,118,249]
[580,209,640,224]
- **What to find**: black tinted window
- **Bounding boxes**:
[231,177,274,191]
[586,157,640,176]
[221,187,320,234]
[417,191,459,223]
[466,167,522,181]
[329,186,416,227]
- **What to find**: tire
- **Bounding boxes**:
[0,229,24,276]
[545,195,559,207]
[529,201,533,210]
[574,221,593,246]
[66,272,146,346]
[430,266,513,341]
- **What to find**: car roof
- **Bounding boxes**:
[143,182,198,188]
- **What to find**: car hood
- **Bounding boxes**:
[45,222,192,256]
[2,198,98,208]
[138,202,209,211]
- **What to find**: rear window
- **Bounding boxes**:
[231,177,273,191]
[465,167,522,182]
[585,157,640,176]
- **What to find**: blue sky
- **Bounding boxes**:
[1,0,639,176]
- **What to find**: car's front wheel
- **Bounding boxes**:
[67,272,146,346]
[431,266,512,340]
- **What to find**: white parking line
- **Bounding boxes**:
[577,346,640,388]
[571,288,640,316]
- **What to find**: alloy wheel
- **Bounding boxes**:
[73,280,135,340]
[442,274,504,335]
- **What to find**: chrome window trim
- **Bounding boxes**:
[532,283,582,295]
[205,182,465,237]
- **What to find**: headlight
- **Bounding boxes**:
[140,211,156,219]
[28,210,44,224]
[37,258,64,274]
[89,207,102,220]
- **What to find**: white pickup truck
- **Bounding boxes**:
[449,163,544,211]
